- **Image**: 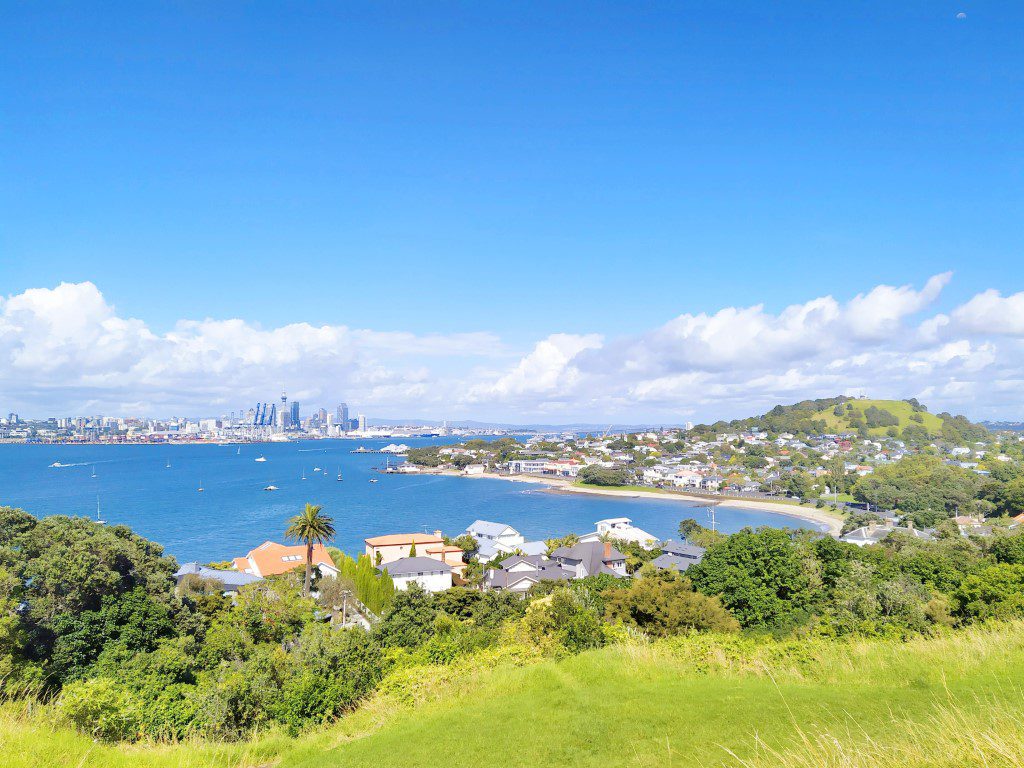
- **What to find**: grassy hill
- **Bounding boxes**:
[7,623,1024,768]
[812,398,945,437]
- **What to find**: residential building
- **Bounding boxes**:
[231,540,340,578]
[383,556,453,593]
[174,562,261,592]
[550,541,627,578]
[483,554,571,593]
[365,532,444,565]
[650,539,706,572]
[579,517,659,549]
[840,522,935,547]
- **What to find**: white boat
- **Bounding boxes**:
[166,459,171,468]
[49,462,63,468]
[263,485,278,491]
[301,469,307,480]
[255,456,267,462]
[236,447,241,455]
[91,466,97,478]
[313,467,321,472]
[95,496,106,525]
[369,478,379,483]
[197,480,204,492]
[337,468,343,481]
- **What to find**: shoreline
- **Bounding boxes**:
[433,469,843,536]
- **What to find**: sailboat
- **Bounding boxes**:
[337,467,343,481]
[236,447,241,455]
[95,496,106,525]
[255,455,267,463]
[302,468,307,480]
[197,480,204,492]
[91,465,97,478]
[166,458,171,469]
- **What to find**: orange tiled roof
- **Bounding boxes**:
[240,540,334,577]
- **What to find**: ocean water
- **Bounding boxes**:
[0,439,825,564]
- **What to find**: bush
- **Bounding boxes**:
[59,677,140,742]
[604,569,739,636]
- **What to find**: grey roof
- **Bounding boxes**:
[840,525,936,545]
[519,540,548,556]
[485,560,571,589]
[381,556,453,577]
[551,541,626,577]
[174,562,261,588]
[467,519,518,538]
[660,540,706,559]
[651,553,701,572]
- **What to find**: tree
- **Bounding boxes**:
[687,528,814,630]
[285,503,336,597]
[604,569,739,636]
[577,465,630,486]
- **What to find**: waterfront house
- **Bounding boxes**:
[483,554,571,593]
[650,539,706,572]
[550,541,627,578]
[383,556,453,593]
[231,541,340,579]
[174,562,261,593]
[840,522,935,547]
[579,517,659,549]
[365,532,444,565]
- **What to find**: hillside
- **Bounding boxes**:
[811,398,946,437]
[7,623,1024,768]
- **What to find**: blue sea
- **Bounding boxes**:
[0,439,824,564]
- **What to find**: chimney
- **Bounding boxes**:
[867,522,877,533]
[603,541,612,560]
[906,520,914,530]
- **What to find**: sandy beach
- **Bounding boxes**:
[435,469,843,536]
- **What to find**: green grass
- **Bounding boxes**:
[812,398,944,437]
[8,623,1024,768]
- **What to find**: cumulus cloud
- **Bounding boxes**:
[3,275,1024,422]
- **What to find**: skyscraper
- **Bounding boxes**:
[357,413,367,432]
[290,400,300,428]
[338,402,349,426]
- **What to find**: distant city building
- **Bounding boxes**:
[357,413,367,431]
[338,403,349,431]
[290,401,300,428]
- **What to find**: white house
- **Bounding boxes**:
[579,517,659,549]
[383,556,453,593]
[507,459,548,474]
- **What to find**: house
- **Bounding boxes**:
[365,532,444,566]
[231,541,340,579]
[507,459,548,474]
[840,522,935,547]
[650,539,706,572]
[382,556,453,593]
[463,463,486,475]
[423,542,468,575]
[483,554,571,593]
[466,519,547,562]
[174,562,261,592]
[550,541,627,578]
[579,517,659,549]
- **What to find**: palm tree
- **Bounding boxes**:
[285,502,336,597]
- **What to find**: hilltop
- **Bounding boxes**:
[692,395,989,443]
[7,622,1024,768]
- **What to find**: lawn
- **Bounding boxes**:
[9,623,1024,768]
[812,398,945,437]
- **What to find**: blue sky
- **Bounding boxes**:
[1,3,1022,421]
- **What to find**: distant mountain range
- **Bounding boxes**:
[366,418,682,432]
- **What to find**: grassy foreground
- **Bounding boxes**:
[5,623,1024,768]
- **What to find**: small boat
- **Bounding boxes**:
[236,447,241,455]
[166,459,171,468]
[91,466,97,478]
[197,480,204,492]
[95,496,106,525]
[313,466,321,472]
[263,485,278,491]
[49,461,63,468]
[369,478,379,483]
[255,456,267,463]
[301,469,307,480]
[337,468,343,481]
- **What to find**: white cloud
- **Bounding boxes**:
[4,275,1024,423]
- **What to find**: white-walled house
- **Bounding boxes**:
[579,517,659,549]
[383,557,453,593]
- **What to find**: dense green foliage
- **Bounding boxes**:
[576,465,631,486]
